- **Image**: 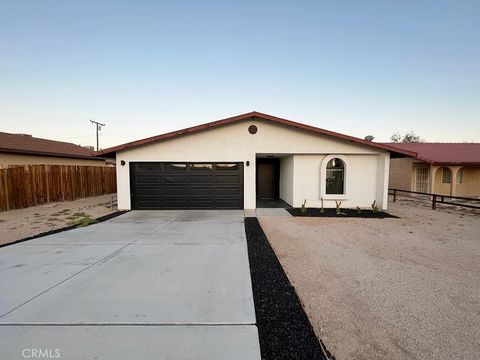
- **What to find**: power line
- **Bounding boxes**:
[90,120,105,151]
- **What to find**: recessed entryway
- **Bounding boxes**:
[256,157,280,205]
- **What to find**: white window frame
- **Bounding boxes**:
[320,154,350,200]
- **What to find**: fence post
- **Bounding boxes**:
[432,194,437,210]
[393,189,397,202]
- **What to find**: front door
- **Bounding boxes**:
[257,163,276,199]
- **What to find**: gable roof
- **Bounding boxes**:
[0,132,102,160]
[94,111,416,157]
[382,142,480,166]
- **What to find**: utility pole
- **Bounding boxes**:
[90,120,105,151]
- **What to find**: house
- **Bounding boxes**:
[95,112,415,210]
[386,143,480,197]
[0,132,107,168]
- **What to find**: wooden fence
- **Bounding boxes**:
[389,188,480,210]
[0,165,116,212]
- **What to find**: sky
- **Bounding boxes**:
[1,0,479,149]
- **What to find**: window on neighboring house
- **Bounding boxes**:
[442,167,452,184]
[326,158,345,194]
[456,168,463,184]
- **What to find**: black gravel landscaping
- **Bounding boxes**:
[287,207,397,218]
[244,217,335,360]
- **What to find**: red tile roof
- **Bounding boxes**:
[0,132,102,160]
[382,143,480,165]
[94,111,417,157]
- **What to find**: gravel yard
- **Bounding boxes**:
[259,198,480,360]
[0,194,117,246]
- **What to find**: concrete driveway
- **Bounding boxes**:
[0,210,260,360]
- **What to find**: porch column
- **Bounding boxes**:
[430,165,439,194]
[450,166,462,197]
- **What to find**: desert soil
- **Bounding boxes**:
[0,194,117,246]
[259,197,480,360]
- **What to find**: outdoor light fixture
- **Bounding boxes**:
[246,161,250,166]
[120,160,126,166]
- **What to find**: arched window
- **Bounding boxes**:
[326,158,345,194]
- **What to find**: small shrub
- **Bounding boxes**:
[68,216,97,227]
[356,206,361,215]
[300,199,307,215]
[371,200,378,214]
[335,200,342,215]
[320,197,325,214]
[72,212,88,217]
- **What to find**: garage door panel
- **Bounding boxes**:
[137,199,163,208]
[163,175,188,184]
[189,199,215,209]
[216,199,243,209]
[163,187,188,195]
[131,162,243,210]
[136,163,163,172]
[190,187,215,196]
[163,200,188,209]
[216,175,240,183]
[137,176,161,184]
[190,175,214,184]
[215,187,242,196]
[137,188,163,195]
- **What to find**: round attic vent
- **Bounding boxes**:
[248,125,258,134]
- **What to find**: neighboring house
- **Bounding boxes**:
[0,132,107,168]
[95,112,415,211]
[385,143,480,197]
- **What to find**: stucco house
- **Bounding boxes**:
[386,143,480,197]
[95,112,415,210]
[0,132,107,168]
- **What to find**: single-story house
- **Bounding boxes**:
[386,142,480,197]
[95,112,415,210]
[0,132,107,168]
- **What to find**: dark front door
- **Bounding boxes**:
[257,162,277,199]
[130,162,244,210]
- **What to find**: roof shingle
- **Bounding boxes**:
[382,143,480,165]
[0,132,100,160]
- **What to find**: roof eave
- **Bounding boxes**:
[0,148,105,161]
[93,111,418,158]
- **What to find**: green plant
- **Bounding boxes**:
[356,206,361,215]
[320,197,325,214]
[300,199,307,215]
[371,200,378,214]
[335,200,342,215]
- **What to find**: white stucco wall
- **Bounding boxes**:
[279,155,294,206]
[292,154,388,209]
[115,118,389,210]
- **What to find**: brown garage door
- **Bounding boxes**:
[130,162,244,210]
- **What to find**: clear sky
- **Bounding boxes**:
[1,0,479,148]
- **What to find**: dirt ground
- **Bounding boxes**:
[259,198,480,360]
[0,194,117,246]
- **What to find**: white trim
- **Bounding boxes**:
[320,154,350,200]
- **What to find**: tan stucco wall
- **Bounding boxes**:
[388,158,414,191]
[0,153,106,168]
[455,167,480,196]
[433,167,452,196]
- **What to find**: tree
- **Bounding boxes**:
[390,131,423,143]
